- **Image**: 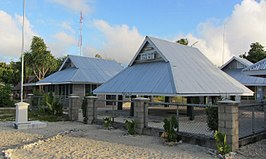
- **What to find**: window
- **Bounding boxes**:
[140,52,155,61]
[85,84,97,96]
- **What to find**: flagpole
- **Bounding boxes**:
[20,0,25,102]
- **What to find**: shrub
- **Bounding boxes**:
[81,98,88,124]
[206,106,218,131]
[125,120,135,135]
[0,84,14,107]
[44,92,63,115]
[163,116,180,142]
[214,131,231,155]
[103,117,111,129]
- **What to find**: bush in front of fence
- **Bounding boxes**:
[81,98,88,124]
[162,116,181,143]
[214,130,231,156]
[206,106,218,131]
[103,117,111,129]
[125,120,136,135]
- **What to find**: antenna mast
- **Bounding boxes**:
[78,11,83,56]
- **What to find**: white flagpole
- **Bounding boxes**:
[20,0,25,102]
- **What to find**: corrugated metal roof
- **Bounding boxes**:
[243,58,266,76]
[37,55,123,85]
[224,69,266,86]
[94,36,253,96]
[220,56,253,70]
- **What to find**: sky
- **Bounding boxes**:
[0,0,266,66]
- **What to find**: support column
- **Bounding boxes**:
[164,96,170,107]
[133,97,149,134]
[218,100,239,151]
[130,95,136,116]
[68,95,80,121]
[117,95,123,110]
[86,96,98,124]
[187,97,194,120]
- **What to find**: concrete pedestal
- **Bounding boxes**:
[14,102,47,129]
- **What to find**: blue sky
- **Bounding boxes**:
[0,0,266,66]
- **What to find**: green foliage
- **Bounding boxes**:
[0,84,14,107]
[176,38,188,45]
[214,131,231,155]
[95,53,103,59]
[125,120,136,135]
[206,106,218,131]
[25,36,58,81]
[103,117,111,128]
[163,116,180,142]
[81,98,88,124]
[0,61,20,85]
[240,42,266,63]
[43,92,63,115]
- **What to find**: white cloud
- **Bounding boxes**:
[179,0,266,66]
[48,32,77,57]
[90,20,144,64]
[61,21,75,34]
[0,10,36,61]
[51,0,91,13]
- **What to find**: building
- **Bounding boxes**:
[221,56,266,101]
[94,36,253,97]
[26,55,123,105]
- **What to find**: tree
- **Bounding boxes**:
[0,62,20,85]
[239,42,266,63]
[25,36,57,81]
[95,53,102,59]
[176,38,188,45]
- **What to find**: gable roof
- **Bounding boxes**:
[94,36,253,96]
[37,55,123,85]
[243,57,266,76]
[220,56,253,70]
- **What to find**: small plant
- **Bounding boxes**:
[214,131,231,156]
[81,98,88,124]
[206,106,218,131]
[44,92,63,115]
[125,120,135,135]
[163,116,181,142]
[103,117,111,129]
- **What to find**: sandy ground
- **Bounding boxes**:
[0,121,265,159]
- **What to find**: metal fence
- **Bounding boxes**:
[146,102,216,138]
[239,102,265,139]
[95,99,216,138]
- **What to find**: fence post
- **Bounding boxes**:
[85,96,98,124]
[27,94,34,109]
[133,97,149,134]
[218,100,239,151]
[68,95,80,121]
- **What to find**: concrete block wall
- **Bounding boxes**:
[133,98,149,134]
[68,95,81,121]
[218,100,239,151]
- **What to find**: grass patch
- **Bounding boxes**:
[0,108,66,122]
[0,108,15,121]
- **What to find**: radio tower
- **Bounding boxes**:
[78,11,83,56]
